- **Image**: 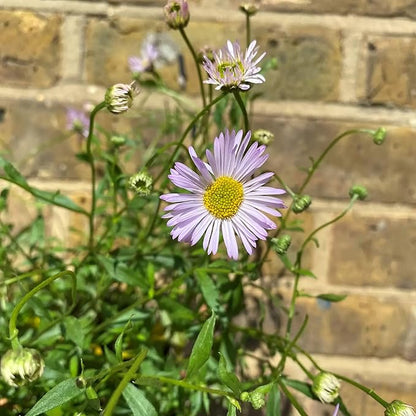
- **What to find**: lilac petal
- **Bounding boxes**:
[222,220,239,260]
[189,146,213,185]
[208,220,221,255]
[191,214,213,245]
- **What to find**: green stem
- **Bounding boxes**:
[299,195,358,254]
[2,269,45,286]
[259,129,374,268]
[136,375,234,399]
[334,373,388,408]
[86,101,107,253]
[102,349,147,416]
[278,379,308,416]
[8,270,77,350]
[155,93,227,184]
[179,27,207,108]
[232,89,249,132]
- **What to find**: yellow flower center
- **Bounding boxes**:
[203,176,244,219]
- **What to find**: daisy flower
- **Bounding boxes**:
[129,41,159,74]
[202,40,266,91]
[66,107,90,138]
[160,129,285,259]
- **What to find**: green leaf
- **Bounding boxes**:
[0,157,88,215]
[282,378,314,399]
[278,253,293,270]
[195,270,220,312]
[26,378,84,416]
[295,268,317,279]
[63,316,86,348]
[266,383,281,416]
[218,353,242,396]
[122,383,157,416]
[317,293,347,303]
[186,312,216,380]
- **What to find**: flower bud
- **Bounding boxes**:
[373,127,387,145]
[110,135,126,147]
[349,185,368,201]
[253,129,274,146]
[312,372,340,403]
[128,170,153,196]
[239,3,260,15]
[105,82,139,114]
[240,384,271,410]
[164,0,190,30]
[292,194,311,213]
[1,348,45,387]
[271,234,291,255]
[385,400,416,416]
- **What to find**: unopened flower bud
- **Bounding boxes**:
[164,0,190,30]
[349,185,368,201]
[373,127,386,145]
[271,235,291,255]
[240,384,271,410]
[312,372,340,403]
[128,170,153,196]
[253,129,274,146]
[1,348,45,387]
[239,3,260,15]
[105,82,139,114]
[385,401,416,416]
[110,135,126,147]
[292,194,311,213]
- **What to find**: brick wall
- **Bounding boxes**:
[1,0,416,414]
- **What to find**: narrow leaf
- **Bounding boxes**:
[218,353,242,396]
[122,383,157,416]
[195,270,220,311]
[282,378,314,399]
[186,312,216,380]
[317,293,347,303]
[26,378,84,416]
[266,383,281,416]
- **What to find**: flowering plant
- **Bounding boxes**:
[0,1,413,416]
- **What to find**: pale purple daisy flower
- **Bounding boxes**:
[202,40,266,91]
[129,41,159,74]
[160,129,285,260]
[333,404,340,416]
[66,108,90,138]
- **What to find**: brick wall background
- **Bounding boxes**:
[1,0,416,414]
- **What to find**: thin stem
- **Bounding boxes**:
[8,270,77,350]
[136,375,235,399]
[102,349,147,416]
[155,93,227,184]
[278,379,308,416]
[179,27,206,108]
[232,90,249,132]
[334,373,389,408]
[258,129,374,268]
[86,101,107,253]
[299,129,374,195]
[299,195,358,254]
[2,269,44,286]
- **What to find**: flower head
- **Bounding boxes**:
[385,401,416,416]
[164,0,190,30]
[129,40,159,74]
[66,108,90,138]
[239,3,260,16]
[128,170,153,196]
[312,372,341,403]
[1,348,45,387]
[105,82,139,114]
[160,129,285,259]
[203,40,266,91]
